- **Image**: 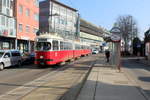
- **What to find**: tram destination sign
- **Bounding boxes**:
[38,38,48,42]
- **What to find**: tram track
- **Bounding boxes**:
[0,54,97,100]
[0,65,54,95]
[20,55,97,100]
[0,56,82,95]
[0,62,71,99]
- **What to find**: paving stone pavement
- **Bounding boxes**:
[77,59,148,100]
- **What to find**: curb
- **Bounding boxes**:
[59,60,96,100]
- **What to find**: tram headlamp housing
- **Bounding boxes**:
[40,56,44,59]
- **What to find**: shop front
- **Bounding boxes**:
[17,40,35,53]
[0,15,16,50]
[0,37,16,50]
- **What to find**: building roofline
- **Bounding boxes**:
[50,0,78,12]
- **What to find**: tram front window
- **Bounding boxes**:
[36,42,51,51]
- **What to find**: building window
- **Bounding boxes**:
[19,5,23,14]
[6,8,10,16]
[3,42,9,49]
[18,24,23,32]
[10,0,13,9]
[1,16,5,26]
[0,0,2,12]
[61,8,66,14]
[53,4,58,11]
[34,0,39,7]
[6,17,8,27]
[3,0,6,7]
[26,8,30,16]
[34,13,38,21]
[26,26,30,33]
[7,0,10,7]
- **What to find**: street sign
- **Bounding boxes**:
[110,27,121,42]
[111,34,121,42]
[110,27,121,34]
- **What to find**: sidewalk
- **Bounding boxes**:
[76,57,148,100]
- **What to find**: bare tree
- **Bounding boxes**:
[114,15,138,52]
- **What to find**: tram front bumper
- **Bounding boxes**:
[35,59,54,65]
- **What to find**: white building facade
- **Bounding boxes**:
[0,0,16,49]
[39,0,79,40]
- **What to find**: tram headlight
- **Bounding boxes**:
[40,56,44,59]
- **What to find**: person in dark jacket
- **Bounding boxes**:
[105,50,110,62]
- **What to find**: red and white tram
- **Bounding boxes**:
[35,34,91,66]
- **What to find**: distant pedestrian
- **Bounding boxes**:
[105,50,110,62]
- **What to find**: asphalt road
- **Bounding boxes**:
[122,58,150,98]
[0,54,97,97]
[0,64,55,95]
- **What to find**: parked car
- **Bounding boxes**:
[92,49,99,54]
[0,50,22,70]
[21,52,35,64]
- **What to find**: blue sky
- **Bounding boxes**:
[39,0,150,40]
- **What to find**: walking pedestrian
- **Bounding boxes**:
[105,50,110,62]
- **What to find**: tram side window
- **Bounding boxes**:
[68,43,72,50]
[63,42,71,50]
[67,43,69,50]
[75,44,80,50]
[63,42,66,50]
[60,41,64,50]
[70,43,73,50]
[75,44,78,50]
[79,45,81,49]
[36,42,51,51]
[79,45,81,50]
[12,52,21,56]
[81,45,84,49]
[87,46,90,49]
[85,46,88,49]
[53,40,59,50]
[64,42,68,50]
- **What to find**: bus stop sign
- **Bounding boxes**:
[110,27,121,42]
